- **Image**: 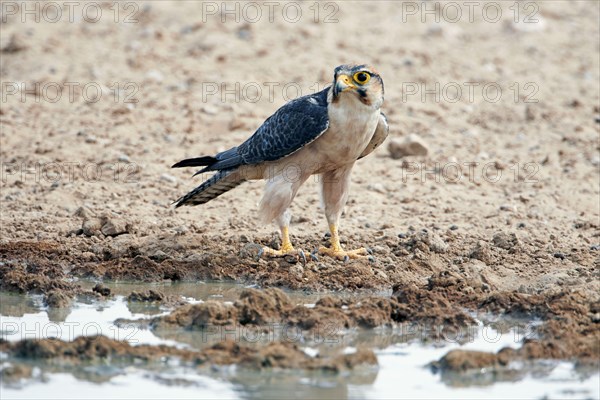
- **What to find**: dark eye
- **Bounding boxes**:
[353,71,371,84]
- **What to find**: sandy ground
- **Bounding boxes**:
[0,0,599,371]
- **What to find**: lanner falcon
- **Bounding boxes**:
[172,64,388,261]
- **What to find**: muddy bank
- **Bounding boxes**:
[151,287,476,339]
[2,224,597,294]
[1,237,598,364]
[151,284,599,365]
[0,336,377,373]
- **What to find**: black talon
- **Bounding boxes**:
[310,250,319,262]
[368,255,376,263]
[366,247,373,255]
[298,250,307,266]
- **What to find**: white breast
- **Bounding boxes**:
[314,95,380,166]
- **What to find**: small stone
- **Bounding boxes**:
[388,134,429,159]
[289,265,304,278]
[424,232,448,253]
[492,232,519,250]
[517,222,526,229]
[2,34,27,53]
[93,284,111,297]
[146,69,164,82]
[160,173,177,183]
[239,234,250,243]
[128,290,165,302]
[149,250,169,262]
[201,105,218,115]
[82,218,104,236]
[367,183,386,193]
[317,263,329,270]
[101,219,128,237]
[469,241,493,264]
[398,233,407,239]
[66,228,84,237]
[229,118,246,130]
[553,252,566,260]
[45,291,71,308]
[449,225,459,231]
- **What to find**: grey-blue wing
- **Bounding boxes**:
[237,88,329,164]
[199,88,330,174]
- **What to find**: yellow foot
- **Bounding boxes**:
[318,245,371,261]
[260,245,308,264]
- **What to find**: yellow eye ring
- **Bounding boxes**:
[353,71,371,84]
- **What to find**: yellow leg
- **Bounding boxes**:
[319,224,369,260]
[262,226,299,257]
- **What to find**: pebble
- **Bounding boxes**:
[289,265,304,278]
[149,250,169,262]
[505,16,546,33]
[239,234,250,243]
[469,241,493,264]
[82,218,103,236]
[367,183,386,194]
[101,219,128,237]
[146,70,164,82]
[160,173,177,183]
[388,134,429,159]
[492,232,519,250]
[201,105,218,115]
[93,284,111,297]
[2,34,27,53]
[449,225,458,231]
[553,252,566,260]
[229,118,246,130]
[424,232,448,253]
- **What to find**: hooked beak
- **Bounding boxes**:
[333,74,356,98]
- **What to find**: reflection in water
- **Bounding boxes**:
[0,286,598,400]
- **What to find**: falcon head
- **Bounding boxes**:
[331,64,384,108]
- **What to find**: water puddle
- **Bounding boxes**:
[1,283,598,399]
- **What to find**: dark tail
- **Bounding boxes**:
[173,169,245,208]
[171,156,217,169]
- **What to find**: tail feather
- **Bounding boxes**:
[173,169,245,208]
[171,156,217,169]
